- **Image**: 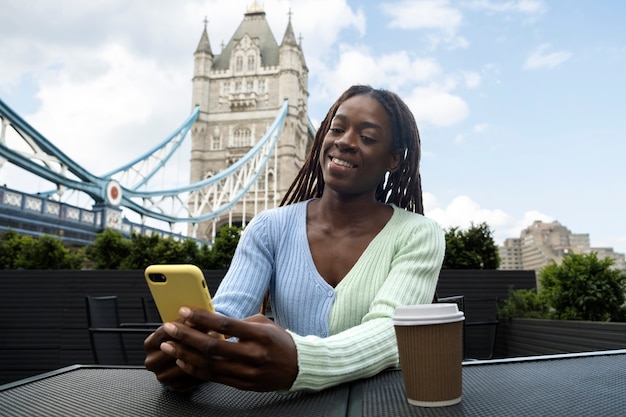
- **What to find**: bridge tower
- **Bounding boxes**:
[189,4,310,239]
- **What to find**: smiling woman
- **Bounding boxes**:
[143,85,445,393]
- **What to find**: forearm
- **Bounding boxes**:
[286,318,398,392]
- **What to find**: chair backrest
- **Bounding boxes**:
[86,296,122,328]
[436,295,465,313]
[85,295,128,365]
[142,296,162,323]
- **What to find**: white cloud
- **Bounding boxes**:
[524,44,572,70]
[424,194,554,245]
[405,87,469,126]
[381,0,462,33]
[466,0,547,15]
[462,71,482,88]
[26,43,189,173]
[380,0,467,49]
[473,123,489,133]
[313,44,442,103]
[1,0,365,174]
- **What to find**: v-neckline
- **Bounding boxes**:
[302,200,398,289]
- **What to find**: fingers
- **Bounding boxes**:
[155,311,298,392]
[178,307,264,341]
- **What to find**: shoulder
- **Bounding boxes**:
[386,205,445,246]
[243,200,308,236]
[390,205,443,232]
[253,200,308,223]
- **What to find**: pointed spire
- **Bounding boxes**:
[195,16,213,55]
[246,0,264,14]
[281,8,298,47]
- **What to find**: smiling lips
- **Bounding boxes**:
[330,156,356,168]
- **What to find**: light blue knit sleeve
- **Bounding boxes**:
[212,211,274,319]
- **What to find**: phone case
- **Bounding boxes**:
[144,264,215,323]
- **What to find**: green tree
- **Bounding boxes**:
[540,252,626,321]
[88,228,131,269]
[210,225,242,269]
[442,222,500,269]
[195,242,214,269]
[120,233,163,269]
[0,230,23,269]
[151,236,200,265]
[498,287,549,320]
[14,234,83,269]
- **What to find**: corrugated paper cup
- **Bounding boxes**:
[393,304,465,407]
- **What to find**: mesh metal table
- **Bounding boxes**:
[0,365,349,417]
[348,350,626,417]
[2,350,625,416]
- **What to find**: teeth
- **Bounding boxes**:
[332,157,355,168]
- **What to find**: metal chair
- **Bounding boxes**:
[141,296,162,324]
[464,297,500,360]
[85,295,155,365]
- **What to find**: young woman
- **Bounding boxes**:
[144,85,445,392]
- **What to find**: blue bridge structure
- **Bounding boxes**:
[0,98,292,245]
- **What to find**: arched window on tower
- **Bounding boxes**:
[235,56,243,72]
[232,127,251,147]
[247,55,255,71]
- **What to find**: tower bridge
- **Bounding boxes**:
[0,5,312,245]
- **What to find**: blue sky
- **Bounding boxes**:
[1,0,625,254]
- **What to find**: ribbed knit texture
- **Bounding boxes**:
[212,199,445,392]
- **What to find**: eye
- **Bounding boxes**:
[361,135,377,144]
[328,127,344,134]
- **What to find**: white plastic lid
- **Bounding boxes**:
[392,303,465,326]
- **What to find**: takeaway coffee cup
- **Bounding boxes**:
[393,303,465,407]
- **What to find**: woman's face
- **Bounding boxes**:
[319,94,401,199]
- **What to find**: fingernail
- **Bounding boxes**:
[163,322,176,334]
[179,307,191,317]
[160,342,174,354]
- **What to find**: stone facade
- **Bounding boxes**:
[188,5,311,240]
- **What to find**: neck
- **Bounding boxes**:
[312,193,388,228]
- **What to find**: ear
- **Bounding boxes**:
[387,150,402,173]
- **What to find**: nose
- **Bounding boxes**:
[334,129,358,151]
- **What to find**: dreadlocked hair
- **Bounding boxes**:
[280,85,423,214]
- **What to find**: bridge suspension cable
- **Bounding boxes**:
[0,98,289,234]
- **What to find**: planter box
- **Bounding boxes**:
[501,318,626,357]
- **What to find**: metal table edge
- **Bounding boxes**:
[0,364,145,392]
[461,348,626,367]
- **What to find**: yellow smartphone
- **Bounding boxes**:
[144,264,215,323]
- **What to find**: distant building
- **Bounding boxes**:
[188,4,311,240]
[499,220,626,274]
[498,238,523,270]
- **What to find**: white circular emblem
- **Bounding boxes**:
[106,180,123,206]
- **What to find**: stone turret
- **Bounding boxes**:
[192,18,213,112]
[188,6,311,239]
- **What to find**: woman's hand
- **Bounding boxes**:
[144,324,205,391]
[159,307,298,392]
